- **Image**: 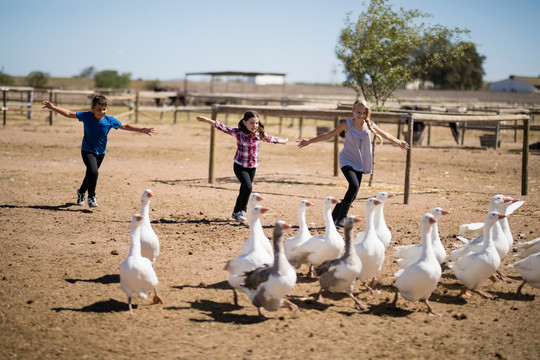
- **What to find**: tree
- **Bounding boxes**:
[94,70,131,89]
[26,71,50,87]
[336,0,470,108]
[79,66,95,79]
[0,70,14,86]
[414,39,485,90]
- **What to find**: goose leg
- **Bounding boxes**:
[152,289,163,304]
[471,289,493,299]
[233,289,239,306]
[316,289,325,304]
[282,298,298,312]
[424,299,442,317]
[495,270,512,283]
[348,292,369,311]
[516,280,526,295]
[392,290,399,307]
[459,287,472,297]
[127,297,135,315]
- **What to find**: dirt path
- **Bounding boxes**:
[1,114,539,359]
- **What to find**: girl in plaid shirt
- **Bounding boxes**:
[197,111,288,222]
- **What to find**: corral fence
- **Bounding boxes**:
[206,104,531,204]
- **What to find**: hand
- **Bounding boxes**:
[41,100,53,110]
[399,140,410,151]
[143,127,155,136]
[296,139,310,148]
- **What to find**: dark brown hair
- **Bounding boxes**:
[92,95,108,108]
[238,110,269,140]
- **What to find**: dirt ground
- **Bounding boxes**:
[1,105,540,359]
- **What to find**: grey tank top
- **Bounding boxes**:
[338,118,373,174]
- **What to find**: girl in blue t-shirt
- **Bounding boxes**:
[297,99,409,227]
[42,95,154,208]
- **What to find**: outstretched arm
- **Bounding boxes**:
[196,116,216,126]
[371,123,409,151]
[41,101,77,118]
[119,123,155,136]
[296,121,348,148]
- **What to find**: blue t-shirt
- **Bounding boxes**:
[76,111,122,155]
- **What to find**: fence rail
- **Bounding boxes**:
[208,104,530,204]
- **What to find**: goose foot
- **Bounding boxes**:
[348,292,369,311]
[283,298,298,312]
[496,270,512,283]
[316,291,325,304]
[126,298,136,315]
[424,299,442,317]
[459,287,472,298]
[152,289,163,304]
[471,289,494,299]
[489,274,500,283]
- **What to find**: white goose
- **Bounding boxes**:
[314,216,369,311]
[450,195,512,263]
[139,189,159,265]
[449,211,506,298]
[285,199,313,268]
[119,214,163,314]
[393,207,449,269]
[499,198,524,249]
[288,196,344,276]
[355,198,385,293]
[355,191,395,247]
[508,252,540,295]
[514,237,540,259]
[224,205,273,306]
[241,193,272,257]
[392,213,442,316]
[241,220,298,319]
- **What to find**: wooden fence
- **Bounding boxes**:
[206,104,530,204]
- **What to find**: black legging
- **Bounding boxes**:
[233,162,256,213]
[332,165,364,223]
[80,151,105,198]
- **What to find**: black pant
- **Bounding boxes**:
[80,151,105,198]
[332,165,363,222]
[233,162,256,213]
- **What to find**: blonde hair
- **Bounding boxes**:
[353,99,383,144]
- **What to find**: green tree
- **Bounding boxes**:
[336,0,470,108]
[79,66,95,79]
[414,39,485,90]
[94,70,131,89]
[26,71,50,87]
[0,71,14,86]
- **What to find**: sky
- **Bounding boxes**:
[1,0,538,84]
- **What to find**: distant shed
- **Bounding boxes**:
[184,71,286,93]
[490,75,540,93]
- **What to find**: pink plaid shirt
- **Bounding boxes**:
[215,120,279,168]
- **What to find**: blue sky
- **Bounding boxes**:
[1,0,538,84]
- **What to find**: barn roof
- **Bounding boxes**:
[185,71,286,77]
[510,75,540,87]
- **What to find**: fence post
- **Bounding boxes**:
[2,88,6,126]
[521,117,529,196]
[49,90,53,125]
[403,114,413,205]
[209,106,218,184]
[27,88,33,119]
[333,117,339,177]
[135,92,140,124]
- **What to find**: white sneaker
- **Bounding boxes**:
[88,196,98,208]
[238,211,247,222]
[76,189,85,206]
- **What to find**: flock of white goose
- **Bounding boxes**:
[118,190,539,318]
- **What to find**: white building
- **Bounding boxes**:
[490,75,540,93]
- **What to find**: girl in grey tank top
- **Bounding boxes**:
[297,99,409,226]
